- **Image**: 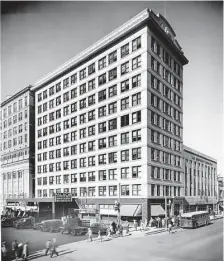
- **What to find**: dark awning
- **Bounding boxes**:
[151,205,166,216]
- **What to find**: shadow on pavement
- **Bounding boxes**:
[28,249,76,260]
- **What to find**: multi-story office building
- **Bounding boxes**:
[183,145,218,212]
[0,86,35,210]
[32,9,188,220]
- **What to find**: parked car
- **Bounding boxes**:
[90,223,108,234]
[14,216,35,229]
[1,216,15,227]
[34,219,62,233]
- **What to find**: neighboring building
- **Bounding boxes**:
[217,176,224,214]
[31,9,188,221]
[183,145,218,212]
[0,86,35,211]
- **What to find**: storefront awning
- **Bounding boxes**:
[6,205,39,212]
[120,204,142,217]
[151,205,166,216]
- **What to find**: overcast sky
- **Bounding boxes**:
[1,1,223,175]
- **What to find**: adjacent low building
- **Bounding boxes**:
[217,176,224,214]
[0,86,36,212]
[183,145,218,213]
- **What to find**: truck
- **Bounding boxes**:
[59,216,88,236]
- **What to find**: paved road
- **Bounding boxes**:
[1,226,96,255]
[29,218,223,261]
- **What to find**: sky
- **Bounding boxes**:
[1,1,223,175]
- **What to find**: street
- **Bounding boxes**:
[27,218,223,261]
[1,226,96,255]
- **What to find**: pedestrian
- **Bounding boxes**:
[140,220,144,232]
[17,243,23,259]
[22,242,29,261]
[162,218,165,228]
[168,221,172,234]
[125,221,129,235]
[50,238,59,258]
[107,227,111,239]
[119,225,123,237]
[1,241,9,261]
[98,230,102,242]
[133,220,137,231]
[88,227,93,242]
[11,240,18,260]
[45,240,52,256]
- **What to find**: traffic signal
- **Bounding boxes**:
[114,201,120,211]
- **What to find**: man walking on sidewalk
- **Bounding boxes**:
[45,240,52,256]
[50,238,59,258]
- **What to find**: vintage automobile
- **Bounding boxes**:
[34,219,62,233]
[14,216,35,229]
[90,222,108,234]
[60,216,88,236]
[1,216,15,227]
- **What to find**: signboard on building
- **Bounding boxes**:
[54,193,72,202]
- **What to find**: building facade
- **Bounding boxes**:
[31,9,188,220]
[0,86,35,210]
[217,176,223,214]
[183,145,218,212]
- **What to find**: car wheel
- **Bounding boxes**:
[71,230,76,236]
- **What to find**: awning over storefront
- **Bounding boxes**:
[151,205,166,216]
[6,205,39,212]
[120,204,142,217]
[99,204,142,217]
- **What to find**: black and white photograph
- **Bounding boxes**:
[1,1,223,261]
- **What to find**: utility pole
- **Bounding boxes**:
[165,196,168,229]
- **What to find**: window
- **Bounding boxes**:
[80,113,86,124]
[132,111,141,124]
[80,173,87,182]
[56,83,61,92]
[88,187,96,197]
[71,131,77,141]
[99,170,107,181]
[132,129,141,142]
[108,118,117,130]
[121,132,129,144]
[108,50,117,64]
[71,188,77,196]
[121,167,129,179]
[71,116,77,127]
[38,105,42,114]
[88,171,96,182]
[99,138,106,149]
[80,83,86,95]
[108,152,117,163]
[121,150,129,161]
[63,147,70,157]
[88,125,95,136]
[71,174,77,183]
[121,97,129,110]
[98,106,106,118]
[109,68,117,81]
[80,98,86,109]
[56,176,61,184]
[108,135,117,147]
[98,122,106,133]
[71,145,77,155]
[63,133,69,143]
[132,185,141,196]
[63,78,69,89]
[88,79,95,91]
[56,96,61,106]
[121,80,129,93]
[19,99,23,109]
[108,102,117,114]
[71,88,77,99]
[88,94,95,106]
[132,166,141,178]
[121,185,129,196]
[63,92,69,102]
[98,154,106,165]
[121,114,129,127]
[80,68,86,80]
[88,63,95,75]
[63,161,69,170]
[88,110,95,121]
[80,128,86,139]
[43,103,48,113]
[98,73,106,86]
[88,156,95,166]
[99,186,106,196]
[98,57,106,70]
[108,85,117,98]
[71,159,77,169]
[132,93,141,106]
[49,86,54,96]
[71,73,77,85]
[121,43,129,58]
[132,56,141,70]
[109,186,117,196]
[121,62,129,75]
[132,36,141,51]
[132,148,141,160]
[63,120,70,130]
[109,169,117,180]
[88,141,95,151]
[71,102,77,113]
[49,163,54,172]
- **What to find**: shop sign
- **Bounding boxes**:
[55,193,72,202]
